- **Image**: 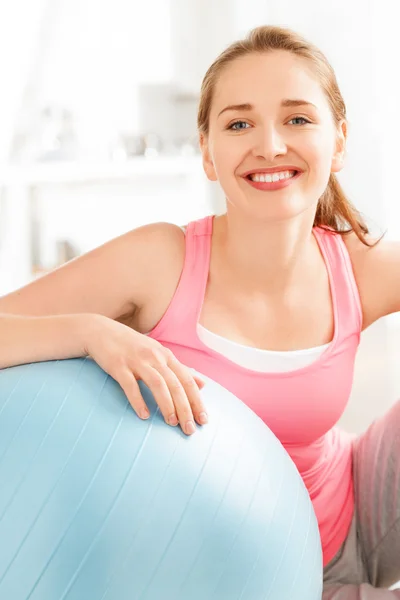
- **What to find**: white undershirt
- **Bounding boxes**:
[197,324,330,373]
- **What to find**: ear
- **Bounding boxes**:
[331,120,347,173]
[199,133,218,181]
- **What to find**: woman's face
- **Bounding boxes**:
[201,50,346,222]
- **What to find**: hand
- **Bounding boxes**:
[84,315,207,435]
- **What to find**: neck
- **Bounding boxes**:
[214,211,319,294]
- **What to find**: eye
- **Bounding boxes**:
[227,120,251,131]
[288,116,311,126]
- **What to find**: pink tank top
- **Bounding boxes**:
[147,215,362,566]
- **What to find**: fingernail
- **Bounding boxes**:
[140,409,150,419]
[168,413,179,426]
[185,420,196,435]
[199,412,208,424]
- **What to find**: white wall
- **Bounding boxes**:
[0,0,49,162]
[0,0,209,294]
[372,1,400,240]
[24,0,173,158]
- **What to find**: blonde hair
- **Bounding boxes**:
[198,25,372,245]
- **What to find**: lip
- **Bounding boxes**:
[241,166,303,177]
[243,170,302,192]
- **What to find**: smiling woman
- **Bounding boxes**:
[2,23,400,600]
[197,28,371,245]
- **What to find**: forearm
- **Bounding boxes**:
[0,313,102,369]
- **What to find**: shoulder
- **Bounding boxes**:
[123,221,187,299]
[80,220,187,293]
[342,230,400,328]
[124,221,186,262]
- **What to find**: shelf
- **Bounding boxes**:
[0,156,204,187]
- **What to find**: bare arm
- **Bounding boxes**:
[0,313,100,369]
[344,233,400,329]
[0,222,185,368]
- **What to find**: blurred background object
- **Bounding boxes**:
[0,0,399,434]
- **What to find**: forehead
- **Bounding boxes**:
[211,51,328,114]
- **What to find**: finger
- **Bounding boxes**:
[117,369,151,420]
[167,358,208,427]
[140,366,178,427]
[157,364,198,435]
[187,368,205,389]
[193,375,205,389]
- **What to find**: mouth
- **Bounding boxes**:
[242,169,302,191]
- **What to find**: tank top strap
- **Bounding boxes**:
[313,227,363,337]
[147,215,213,345]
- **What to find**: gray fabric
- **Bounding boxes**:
[323,399,400,598]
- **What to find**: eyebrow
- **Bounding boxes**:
[217,99,317,118]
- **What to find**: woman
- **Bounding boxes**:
[1,25,399,598]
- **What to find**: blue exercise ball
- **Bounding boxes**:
[0,358,322,600]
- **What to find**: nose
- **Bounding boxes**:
[252,124,287,161]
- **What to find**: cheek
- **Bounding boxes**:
[211,140,243,180]
[302,135,333,177]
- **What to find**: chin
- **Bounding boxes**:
[234,195,315,224]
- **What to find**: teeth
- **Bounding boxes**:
[250,170,296,183]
